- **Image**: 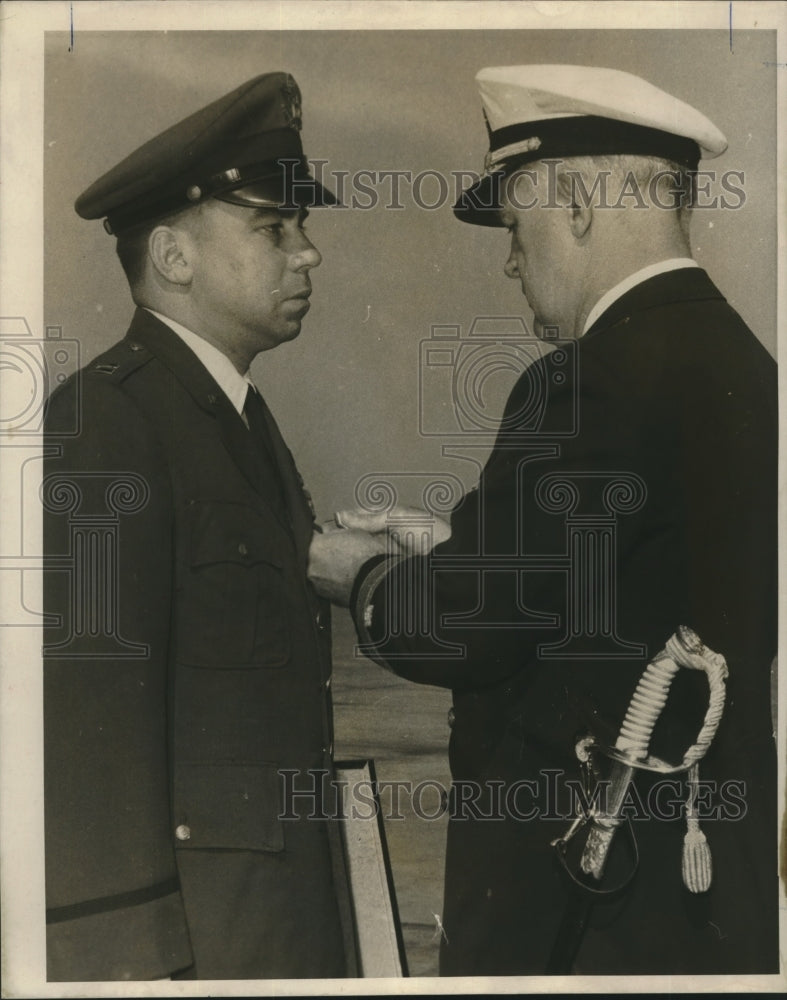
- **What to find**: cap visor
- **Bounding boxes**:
[215,168,339,210]
[453,173,506,227]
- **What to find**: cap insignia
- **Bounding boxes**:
[282,78,303,132]
[485,135,542,174]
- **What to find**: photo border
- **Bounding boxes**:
[1,2,784,996]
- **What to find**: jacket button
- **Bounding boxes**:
[129,341,142,352]
[448,707,456,729]
[174,824,191,841]
[238,542,248,556]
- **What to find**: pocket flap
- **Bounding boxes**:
[173,762,285,852]
[189,502,284,569]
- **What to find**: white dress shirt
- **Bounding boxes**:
[581,257,699,336]
[145,308,255,416]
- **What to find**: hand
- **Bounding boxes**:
[308,528,391,607]
[332,505,452,556]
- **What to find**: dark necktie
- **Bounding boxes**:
[243,385,288,513]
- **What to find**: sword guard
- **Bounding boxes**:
[595,744,700,776]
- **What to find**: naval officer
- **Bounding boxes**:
[309,65,778,974]
[43,72,367,980]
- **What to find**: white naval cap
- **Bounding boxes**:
[454,64,728,226]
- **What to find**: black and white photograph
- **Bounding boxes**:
[0,1,785,995]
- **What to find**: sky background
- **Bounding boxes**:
[45,28,777,517]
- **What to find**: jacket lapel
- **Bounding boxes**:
[125,310,292,533]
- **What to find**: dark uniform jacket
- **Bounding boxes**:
[354,268,778,975]
[43,309,353,981]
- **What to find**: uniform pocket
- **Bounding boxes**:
[176,501,290,668]
[172,761,285,852]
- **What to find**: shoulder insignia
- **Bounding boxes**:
[87,339,152,383]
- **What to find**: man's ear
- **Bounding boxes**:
[148,225,193,286]
[555,167,593,240]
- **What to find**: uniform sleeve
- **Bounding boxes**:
[350,480,567,691]
[350,337,700,693]
[350,355,599,690]
[43,374,193,980]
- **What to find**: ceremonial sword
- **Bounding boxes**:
[547,625,729,972]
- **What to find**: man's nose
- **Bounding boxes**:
[291,232,322,270]
[503,248,519,280]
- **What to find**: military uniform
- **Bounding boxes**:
[354,266,778,975]
[43,74,353,981]
[44,310,354,980]
[350,67,779,975]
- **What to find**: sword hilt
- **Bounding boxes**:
[580,626,728,881]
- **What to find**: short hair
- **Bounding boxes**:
[114,219,155,290]
[554,154,694,237]
[114,203,204,291]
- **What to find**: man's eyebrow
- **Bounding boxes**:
[248,206,282,222]
[245,206,310,227]
[249,206,310,218]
